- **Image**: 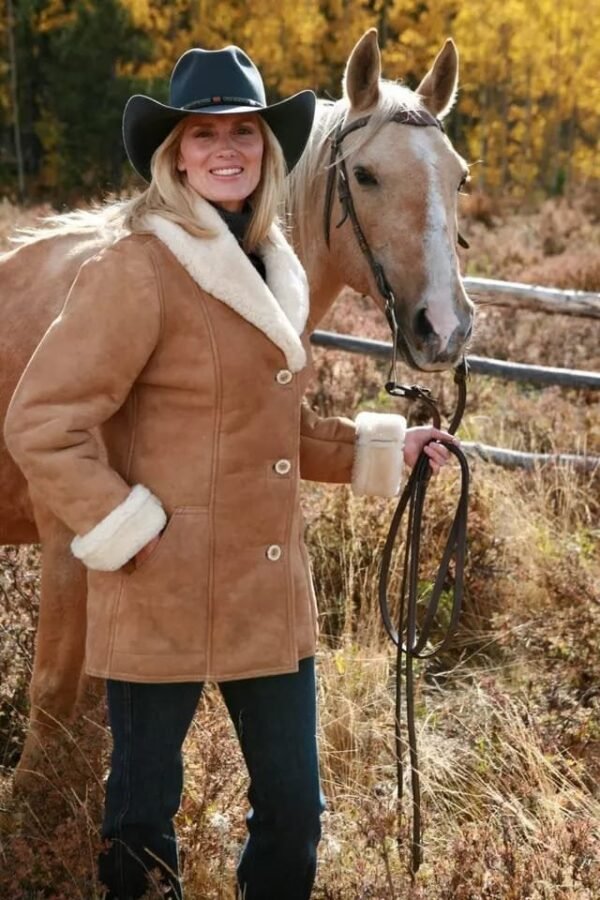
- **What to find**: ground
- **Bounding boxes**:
[0,191,598,898]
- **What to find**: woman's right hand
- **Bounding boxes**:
[134,533,161,568]
[404,426,460,475]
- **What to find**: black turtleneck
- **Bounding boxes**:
[210,201,267,283]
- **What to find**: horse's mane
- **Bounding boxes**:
[288,80,424,255]
[11,79,423,252]
[9,199,129,249]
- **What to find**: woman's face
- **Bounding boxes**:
[177,112,264,212]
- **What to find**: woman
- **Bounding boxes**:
[3,46,455,900]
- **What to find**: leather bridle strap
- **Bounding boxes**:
[325,114,407,394]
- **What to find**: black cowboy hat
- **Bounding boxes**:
[123,45,316,182]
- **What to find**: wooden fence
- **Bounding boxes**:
[462,277,600,319]
[311,332,600,392]
[310,280,600,471]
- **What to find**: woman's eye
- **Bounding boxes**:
[354,166,378,186]
[190,125,256,139]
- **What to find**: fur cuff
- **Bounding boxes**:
[70,485,167,571]
[351,412,407,498]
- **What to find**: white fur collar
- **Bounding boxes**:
[144,196,309,372]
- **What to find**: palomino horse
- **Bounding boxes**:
[0,29,473,794]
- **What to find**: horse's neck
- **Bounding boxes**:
[290,226,344,328]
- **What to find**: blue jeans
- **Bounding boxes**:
[98,657,324,899]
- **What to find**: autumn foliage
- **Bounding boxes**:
[1,0,598,202]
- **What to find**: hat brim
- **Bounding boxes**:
[123,90,316,182]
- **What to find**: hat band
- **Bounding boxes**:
[181,96,265,111]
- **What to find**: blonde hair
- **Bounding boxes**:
[123,114,287,252]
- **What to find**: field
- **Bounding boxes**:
[0,193,599,899]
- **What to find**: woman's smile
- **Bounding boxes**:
[210,165,244,177]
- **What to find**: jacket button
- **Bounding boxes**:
[276,369,293,385]
[266,544,282,561]
[274,458,292,475]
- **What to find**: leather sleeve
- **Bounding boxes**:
[3,239,163,542]
[299,400,357,483]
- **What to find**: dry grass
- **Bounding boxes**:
[1,196,599,898]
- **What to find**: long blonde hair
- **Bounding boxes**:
[123,114,287,252]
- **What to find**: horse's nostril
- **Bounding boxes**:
[414,308,435,341]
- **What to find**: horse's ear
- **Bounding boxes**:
[343,28,381,111]
[416,38,459,119]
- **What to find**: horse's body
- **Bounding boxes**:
[0,30,473,792]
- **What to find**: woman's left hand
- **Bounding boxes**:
[403,426,460,475]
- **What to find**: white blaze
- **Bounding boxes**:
[408,130,459,351]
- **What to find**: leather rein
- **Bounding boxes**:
[323,108,470,876]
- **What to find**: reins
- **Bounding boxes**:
[324,107,471,877]
[379,364,469,877]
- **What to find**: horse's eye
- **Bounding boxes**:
[354,166,378,187]
[458,174,470,193]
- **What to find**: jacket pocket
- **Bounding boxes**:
[129,510,175,574]
[112,506,210,656]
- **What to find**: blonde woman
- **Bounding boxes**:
[4,46,454,900]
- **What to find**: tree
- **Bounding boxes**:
[0,0,153,202]
[4,0,25,198]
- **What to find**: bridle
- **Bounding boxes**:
[323,106,469,390]
[324,107,471,876]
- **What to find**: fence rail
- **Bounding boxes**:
[462,443,599,472]
[463,277,600,319]
[310,331,600,391]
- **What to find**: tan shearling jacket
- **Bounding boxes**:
[3,197,406,682]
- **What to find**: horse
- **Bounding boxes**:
[0,28,473,796]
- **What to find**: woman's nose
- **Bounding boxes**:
[214,132,237,150]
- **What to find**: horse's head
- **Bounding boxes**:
[293,29,474,372]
